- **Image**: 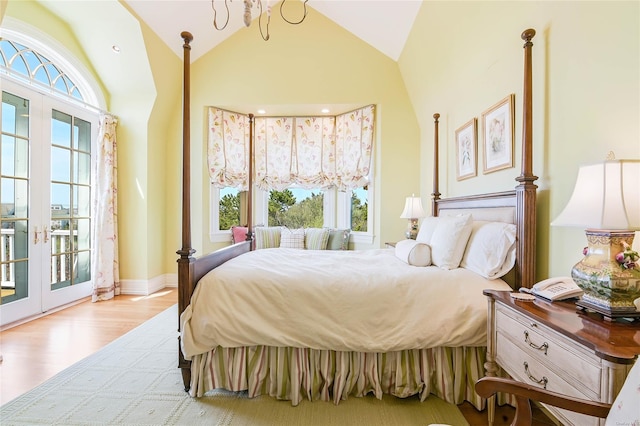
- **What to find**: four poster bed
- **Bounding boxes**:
[176,29,539,409]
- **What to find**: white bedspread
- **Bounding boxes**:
[180,248,513,359]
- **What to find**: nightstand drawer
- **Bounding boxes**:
[495,303,602,400]
[495,339,600,426]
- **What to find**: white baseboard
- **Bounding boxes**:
[120,273,178,295]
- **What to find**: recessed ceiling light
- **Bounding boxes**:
[321,108,330,114]
[257,109,266,114]
[112,45,121,53]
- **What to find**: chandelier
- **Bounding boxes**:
[211,0,309,41]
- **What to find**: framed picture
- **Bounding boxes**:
[455,118,477,181]
[482,94,515,173]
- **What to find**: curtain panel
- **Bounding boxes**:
[207,105,375,191]
[91,114,120,302]
[207,108,251,190]
[335,105,375,191]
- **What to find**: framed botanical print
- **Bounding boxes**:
[482,94,515,173]
[455,118,477,181]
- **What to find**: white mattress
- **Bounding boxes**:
[180,248,513,359]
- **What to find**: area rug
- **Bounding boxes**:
[0,304,469,425]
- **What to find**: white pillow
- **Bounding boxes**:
[416,216,439,244]
[430,214,473,269]
[394,239,432,267]
[280,228,305,249]
[461,221,517,279]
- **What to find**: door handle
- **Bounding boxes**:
[34,226,40,244]
[43,226,49,243]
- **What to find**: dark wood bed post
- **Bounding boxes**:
[177,31,194,391]
[246,114,254,241]
[431,113,441,215]
[515,28,538,289]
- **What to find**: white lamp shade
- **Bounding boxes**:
[551,159,640,230]
[400,196,426,219]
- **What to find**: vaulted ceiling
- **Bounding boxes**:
[124,0,423,62]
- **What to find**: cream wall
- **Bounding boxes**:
[400,1,640,281]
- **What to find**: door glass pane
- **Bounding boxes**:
[74,117,91,152]
[51,183,70,219]
[75,218,90,251]
[2,91,29,138]
[75,186,90,216]
[11,220,29,260]
[1,220,29,302]
[1,178,15,219]
[51,252,71,290]
[2,136,29,180]
[51,146,71,182]
[75,250,90,283]
[14,178,28,218]
[74,151,90,184]
[51,110,71,148]
[2,135,15,176]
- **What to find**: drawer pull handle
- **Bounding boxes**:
[524,331,548,355]
[523,361,548,389]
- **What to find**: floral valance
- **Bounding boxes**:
[207,105,375,192]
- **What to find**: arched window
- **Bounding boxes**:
[0,38,84,101]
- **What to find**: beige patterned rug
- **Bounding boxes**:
[0,304,469,426]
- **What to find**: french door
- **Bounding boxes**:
[1,80,96,326]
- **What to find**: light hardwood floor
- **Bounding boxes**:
[0,288,178,406]
[0,287,554,425]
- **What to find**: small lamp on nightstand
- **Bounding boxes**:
[551,156,640,319]
[400,194,426,240]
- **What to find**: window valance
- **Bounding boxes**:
[207,105,375,192]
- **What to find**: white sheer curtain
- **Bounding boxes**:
[208,105,375,191]
[91,114,120,302]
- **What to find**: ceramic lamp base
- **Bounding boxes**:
[571,230,640,320]
[405,218,419,240]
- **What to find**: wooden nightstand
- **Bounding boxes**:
[483,290,640,426]
[384,242,396,248]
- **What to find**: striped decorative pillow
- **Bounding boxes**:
[280,228,305,249]
[254,226,282,249]
[304,228,330,250]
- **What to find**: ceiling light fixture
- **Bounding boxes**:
[211,0,309,41]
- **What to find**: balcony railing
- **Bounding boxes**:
[1,228,77,287]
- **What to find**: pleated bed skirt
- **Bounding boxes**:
[189,345,499,409]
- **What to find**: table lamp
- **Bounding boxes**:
[400,194,426,240]
[551,158,640,319]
